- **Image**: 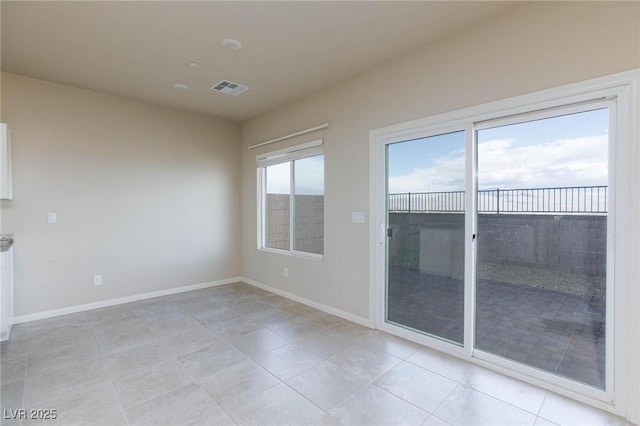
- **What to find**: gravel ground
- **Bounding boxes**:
[478,262,605,299]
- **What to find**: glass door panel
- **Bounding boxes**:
[265,162,291,251]
[293,154,325,255]
[475,108,609,389]
[386,131,465,344]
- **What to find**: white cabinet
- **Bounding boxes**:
[1,123,13,200]
[1,246,14,341]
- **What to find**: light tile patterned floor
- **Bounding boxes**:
[0,282,630,426]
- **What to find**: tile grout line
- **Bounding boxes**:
[186,349,282,425]
[186,369,238,426]
[133,296,239,422]
[114,348,224,425]
[456,381,544,418]
[10,283,620,425]
[19,335,30,426]
[368,380,432,418]
[281,380,335,418]
[536,392,548,417]
[404,353,472,384]
[105,378,131,426]
[428,382,462,421]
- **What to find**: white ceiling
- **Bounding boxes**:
[1,1,519,122]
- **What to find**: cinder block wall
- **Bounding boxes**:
[266,194,291,250]
[266,194,324,254]
[389,213,606,277]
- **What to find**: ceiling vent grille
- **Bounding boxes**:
[211,80,249,96]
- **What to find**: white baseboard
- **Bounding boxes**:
[240,276,374,328]
[10,275,373,330]
[11,276,243,324]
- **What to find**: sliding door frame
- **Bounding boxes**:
[471,98,616,399]
[369,70,638,417]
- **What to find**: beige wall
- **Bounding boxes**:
[0,0,638,420]
[241,0,639,318]
[240,2,639,419]
[0,72,241,316]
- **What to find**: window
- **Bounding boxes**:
[257,140,324,258]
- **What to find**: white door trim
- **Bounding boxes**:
[368,69,639,419]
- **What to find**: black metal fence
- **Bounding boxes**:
[388,186,607,214]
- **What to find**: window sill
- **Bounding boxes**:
[258,247,324,261]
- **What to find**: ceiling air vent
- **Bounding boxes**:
[210,80,249,96]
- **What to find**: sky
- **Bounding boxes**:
[388,108,609,193]
[266,154,324,195]
[265,108,609,196]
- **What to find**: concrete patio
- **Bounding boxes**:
[387,265,605,389]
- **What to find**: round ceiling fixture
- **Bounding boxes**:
[221,38,242,53]
[188,61,198,67]
[172,83,189,92]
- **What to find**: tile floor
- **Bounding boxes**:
[0,282,630,426]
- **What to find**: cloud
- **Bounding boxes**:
[266,155,324,195]
[389,148,465,193]
[388,135,607,193]
[295,156,324,195]
[266,162,290,194]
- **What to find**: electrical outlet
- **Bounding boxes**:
[284,268,288,278]
[93,275,102,286]
[47,212,57,223]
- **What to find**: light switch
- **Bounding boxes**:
[352,212,365,224]
[47,212,57,224]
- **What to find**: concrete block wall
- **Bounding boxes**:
[265,194,290,250]
[478,214,606,277]
[389,213,606,277]
[265,194,324,254]
[294,195,324,254]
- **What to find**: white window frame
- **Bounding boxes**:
[369,70,639,417]
[257,139,325,260]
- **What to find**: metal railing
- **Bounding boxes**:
[388,185,607,214]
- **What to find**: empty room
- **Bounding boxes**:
[1,1,639,425]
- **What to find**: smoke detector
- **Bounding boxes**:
[172,83,189,92]
[221,38,242,53]
[211,80,249,96]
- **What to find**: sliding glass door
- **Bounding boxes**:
[475,107,609,390]
[386,131,466,344]
[381,100,615,395]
